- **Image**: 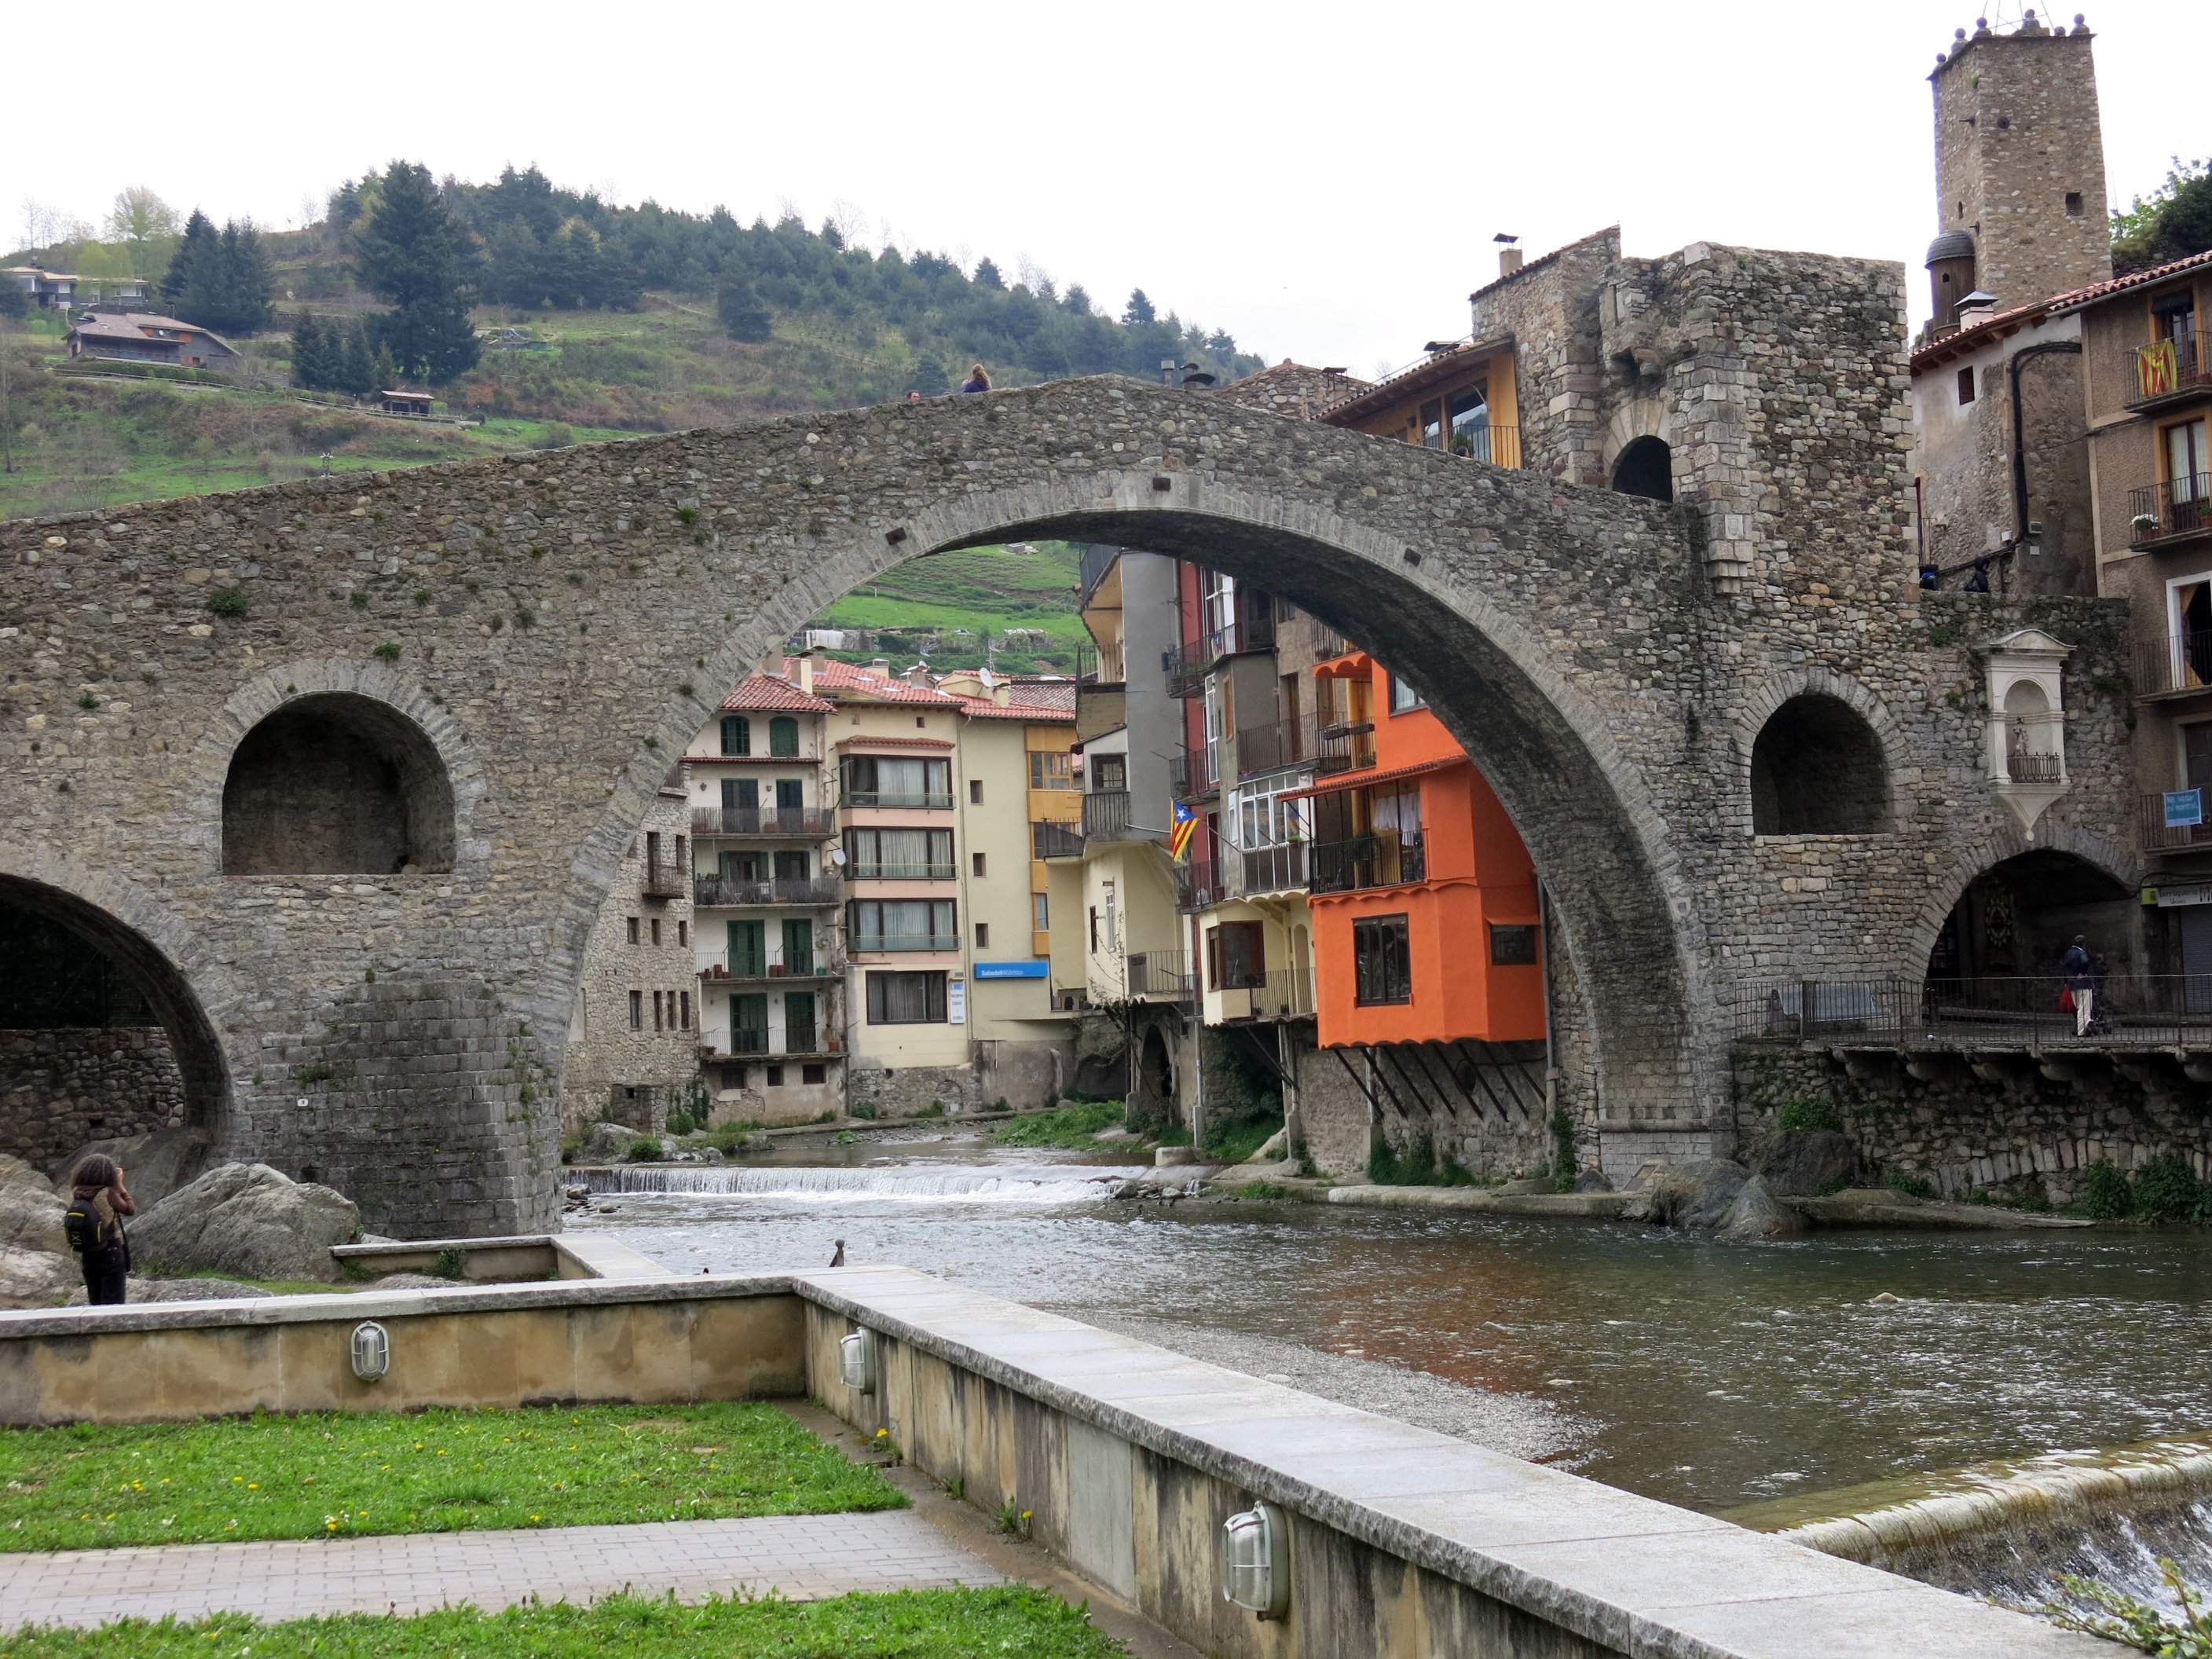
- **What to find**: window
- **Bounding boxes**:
[972,851,987,877]
[651,990,664,1031]
[802,1063,827,1085]
[844,826,954,878]
[720,715,751,756]
[1236,782,1306,850]
[768,716,799,757]
[1033,892,1049,930]
[679,991,692,1030]
[1206,921,1266,990]
[850,898,957,950]
[1610,435,1673,503]
[784,990,816,1049]
[650,917,661,947]
[1750,694,1889,834]
[719,1064,746,1090]
[1957,366,1976,405]
[868,970,949,1024]
[731,992,767,1052]
[1029,751,1075,789]
[970,778,984,804]
[1489,924,1538,965]
[782,917,815,976]
[767,1064,785,1087]
[975,921,990,947]
[1092,754,1127,792]
[1353,914,1412,1005]
[1445,386,1491,460]
[842,755,951,808]
[1419,397,1443,449]
[723,776,758,811]
[625,917,639,944]
[2065,191,2084,217]
[1088,906,1100,952]
[677,920,688,947]
[628,990,643,1029]
[1387,672,1426,715]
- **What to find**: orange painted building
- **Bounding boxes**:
[1298,652,1544,1047]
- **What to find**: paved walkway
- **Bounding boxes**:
[0,1511,1005,1630]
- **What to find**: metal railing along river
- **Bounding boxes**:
[1727,975,2212,1048]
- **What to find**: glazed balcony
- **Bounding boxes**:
[691,805,834,837]
[2129,476,2212,546]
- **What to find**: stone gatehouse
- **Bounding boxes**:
[0,289,2147,1229]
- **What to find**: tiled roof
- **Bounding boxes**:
[720,673,833,714]
[839,735,954,750]
[951,694,1078,722]
[1319,337,1513,427]
[69,313,236,351]
[1910,247,2212,373]
[808,657,960,705]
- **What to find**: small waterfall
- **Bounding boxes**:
[580,1163,1150,1206]
[1742,1437,2212,1621]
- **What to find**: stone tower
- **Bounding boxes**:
[1927,11,2111,317]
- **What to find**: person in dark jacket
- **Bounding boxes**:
[64,1154,134,1306]
[958,364,991,394]
[2060,935,2095,1038]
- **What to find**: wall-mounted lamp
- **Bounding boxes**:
[350,1321,390,1382]
[839,1328,877,1394]
[1221,1500,1290,1617]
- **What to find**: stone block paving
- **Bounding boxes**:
[0,1511,1005,1630]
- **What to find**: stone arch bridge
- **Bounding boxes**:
[0,377,2135,1233]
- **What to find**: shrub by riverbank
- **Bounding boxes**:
[994,1101,1129,1148]
[0,1587,1126,1657]
[0,1402,899,1551]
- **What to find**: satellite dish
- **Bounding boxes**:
[828,847,848,867]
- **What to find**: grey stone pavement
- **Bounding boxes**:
[0,1510,1005,1630]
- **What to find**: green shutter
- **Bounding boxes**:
[727,920,765,977]
[782,918,814,976]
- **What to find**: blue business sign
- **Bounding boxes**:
[2165,789,2205,831]
[972,961,1049,980]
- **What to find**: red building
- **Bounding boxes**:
[1298,651,1545,1047]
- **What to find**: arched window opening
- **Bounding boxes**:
[768,716,800,758]
[1612,436,1673,503]
[222,693,455,875]
[0,878,227,1170]
[1750,694,1888,834]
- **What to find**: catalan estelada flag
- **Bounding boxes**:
[1169,800,1197,862]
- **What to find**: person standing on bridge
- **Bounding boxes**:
[2060,935,2095,1037]
[62,1154,134,1306]
[959,364,991,394]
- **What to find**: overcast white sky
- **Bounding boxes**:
[5,0,2200,375]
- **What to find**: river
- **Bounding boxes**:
[569,1128,2212,1519]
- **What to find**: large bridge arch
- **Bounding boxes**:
[6,373,2119,1232]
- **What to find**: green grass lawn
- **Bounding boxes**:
[0,1588,1125,1658]
[0,1403,899,1552]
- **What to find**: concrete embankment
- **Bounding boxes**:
[1324,1185,1631,1219]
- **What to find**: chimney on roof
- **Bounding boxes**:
[868,657,892,676]
[797,653,815,696]
[1494,233,1523,278]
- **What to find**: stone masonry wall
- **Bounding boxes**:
[0,1027,185,1172]
[1733,1044,2212,1204]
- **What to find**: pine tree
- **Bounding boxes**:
[717,274,772,342]
[351,161,482,383]
[1122,289,1156,326]
[159,211,222,320]
[290,311,328,390]
[340,324,376,395]
[214,223,275,335]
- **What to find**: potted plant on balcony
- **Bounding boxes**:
[2133,511,2163,536]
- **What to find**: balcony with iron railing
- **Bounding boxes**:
[2135,632,2212,699]
[1176,859,1225,913]
[1164,613,1278,697]
[1032,820,1086,860]
[1082,789,1150,842]
[849,932,960,954]
[1075,639,1126,687]
[699,948,845,982]
[641,858,686,899]
[1727,974,2212,1047]
[722,1024,841,1058]
[2130,475,2212,546]
[1235,716,1316,780]
[691,805,835,838]
[2141,789,2212,854]
[1309,833,1426,895]
[2127,335,2212,412]
[1170,745,1218,799]
[1311,723,1375,777]
[692,874,844,907]
[1125,949,1197,1004]
[1213,966,1315,1024]
[1241,842,1308,895]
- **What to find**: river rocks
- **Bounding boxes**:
[128,1163,359,1284]
[1745,1130,1862,1198]
[1624,1159,1806,1240]
[578,1122,640,1163]
[49,1129,211,1210]
[0,1154,67,1255]
[0,1243,73,1309]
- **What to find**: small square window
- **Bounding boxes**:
[972,851,987,877]
[975,921,991,947]
[1489,923,1539,965]
[677,921,689,947]
[969,779,983,804]
[916,716,927,729]
[802,1063,827,1085]
[766,1064,786,1087]
[1957,366,1976,405]
[2064,192,2084,217]
[626,917,639,944]
[720,1064,746,1090]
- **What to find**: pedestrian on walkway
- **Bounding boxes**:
[958,364,991,394]
[2060,935,2095,1037]
[62,1154,134,1306]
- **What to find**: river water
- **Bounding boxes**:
[570,1130,2212,1518]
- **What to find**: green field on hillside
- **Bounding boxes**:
[812,544,1086,673]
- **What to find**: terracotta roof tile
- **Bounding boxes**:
[807,657,961,705]
[719,673,834,714]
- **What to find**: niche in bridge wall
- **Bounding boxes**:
[1982,628,2072,834]
[1611,436,1674,504]
[1749,694,1889,835]
[222,693,456,875]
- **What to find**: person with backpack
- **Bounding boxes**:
[63,1154,134,1306]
